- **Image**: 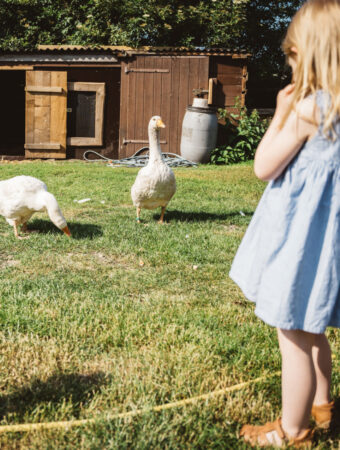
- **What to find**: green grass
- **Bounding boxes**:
[0,161,338,449]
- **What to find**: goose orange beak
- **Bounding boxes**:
[62,226,71,237]
[156,119,166,129]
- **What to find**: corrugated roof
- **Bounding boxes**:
[37,45,129,54]
[36,45,250,57]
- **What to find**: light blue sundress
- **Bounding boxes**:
[229,92,340,333]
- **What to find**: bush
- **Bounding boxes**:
[210,104,269,165]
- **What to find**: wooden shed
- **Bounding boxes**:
[0,46,249,160]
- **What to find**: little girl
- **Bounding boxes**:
[229,0,340,447]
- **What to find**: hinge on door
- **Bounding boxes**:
[25,86,64,93]
[24,143,62,150]
[123,139,167,145]
[125,67,170,74]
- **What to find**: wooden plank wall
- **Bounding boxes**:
[29,67,121,160]
[119,55,209,157]
[209,56,247,109]
[209,56,248,148]
[0,71,25,157]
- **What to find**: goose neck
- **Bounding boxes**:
[148,127,162,161]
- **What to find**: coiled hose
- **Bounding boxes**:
[83,148,198,168]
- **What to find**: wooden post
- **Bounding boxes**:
[208,78,217,105]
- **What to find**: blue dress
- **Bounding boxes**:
[229,92,340,333]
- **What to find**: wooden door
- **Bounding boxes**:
[119,56,171,158]
[25,71,67,159]
[119,56,209,158]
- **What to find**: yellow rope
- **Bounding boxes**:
[0,371,281,434]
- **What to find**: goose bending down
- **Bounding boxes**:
[131,116,176,223]
[0,175,71,238]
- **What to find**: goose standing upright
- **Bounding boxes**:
[0,175,71,238]
[131,116,176,223]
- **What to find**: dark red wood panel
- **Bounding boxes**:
[209,56,247,108]
[119,61,129,158]
[119,55,212,157]
[143,55,155,143]
[160,58,172,153]
[120,55,171,156]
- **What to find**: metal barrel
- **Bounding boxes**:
[180,98,218,164]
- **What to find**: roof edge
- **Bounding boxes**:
[36,45,250,57]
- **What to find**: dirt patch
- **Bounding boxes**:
[213,224,244,236]
[61,252,138,271]
[0,256,20,269]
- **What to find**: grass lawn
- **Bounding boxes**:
[0,161,339,449]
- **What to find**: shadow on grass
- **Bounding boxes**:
[154,209,254,223]
[28,219,103,240]
[329,396,340,439]
[0,371,108,421]
[312,396,340,444]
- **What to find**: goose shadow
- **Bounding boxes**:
[28,219,103,240]
[0,371,109,421]
[153,209,254,223]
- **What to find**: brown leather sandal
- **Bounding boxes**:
[311,400,334,429]
[240,418,314,448]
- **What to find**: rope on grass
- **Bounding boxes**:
[0,371,281,434]
[83,149,198,168]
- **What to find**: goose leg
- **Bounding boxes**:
[13,221,29,239]
[13,221,20,238]
[136,207,141,223]
[158,206,166,224]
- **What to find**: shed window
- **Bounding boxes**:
[68,91,96,138]
[67,82,105,146]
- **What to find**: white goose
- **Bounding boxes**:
[131,116,176,223]
[0,175,71,238]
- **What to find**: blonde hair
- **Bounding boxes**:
[282,0,340,135]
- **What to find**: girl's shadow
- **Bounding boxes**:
[329,397,340,438]
[0,371,108,421]
[154,209,254,222]
[314,397,340,443]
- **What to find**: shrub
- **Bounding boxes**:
[210,103,269,165]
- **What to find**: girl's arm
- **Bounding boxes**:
[254,84,318,181]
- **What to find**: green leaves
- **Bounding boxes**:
[0,0,302,108]
[0,0,248,50]
[244,0,304,106]
[210,102,269,165]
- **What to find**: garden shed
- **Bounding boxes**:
[0,46,249,160]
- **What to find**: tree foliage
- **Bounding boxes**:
[0,0,247,50]
[244,0,304,106]
[246,1,303,77]
[0,0,304,106]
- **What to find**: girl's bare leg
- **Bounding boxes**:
[277,329,316,438]
[312,333,332,405]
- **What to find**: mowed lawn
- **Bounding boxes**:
[0,161,339,449]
